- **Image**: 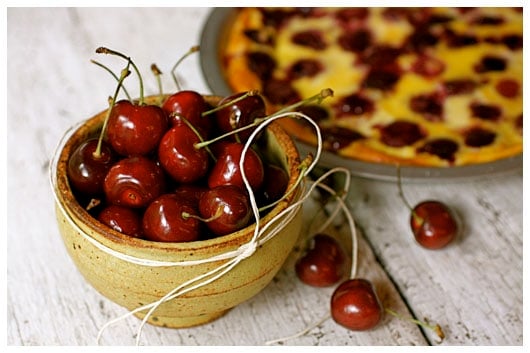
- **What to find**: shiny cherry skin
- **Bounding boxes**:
[295,234,347,287]
[142,193,200,242]
[411,200,458,249]
[106,100,168,156]
[215,92,266,142]
[158,124,210,183]
[209,139,232,158]
[331,278,383,331]
[258,164,289,207]
[162,90,212,138]
[67,138,116,195]
[174,184,208,208]
[103,156,165,208]
[199,185,252,236]
[98,204,143,238]
[207,142,264,192]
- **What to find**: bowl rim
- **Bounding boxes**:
[52,95,304,254]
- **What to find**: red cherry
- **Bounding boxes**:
[411,54,445,77]
[331,278,383,331]
[215,92,266,142]
[98,204,143,238]
[142,193,200,242]
[295,234,347,287]
[411,200,458,249]
[106,100,168,156]
[258,164,289,206]
[174,184,208,208]
[103,156,165,208]
[207,142,264,192]
[209,139,232,158]
[199,185,252,236]
[495,78,520,98]
[162,90,212,137]
[396,168,458,250]
[174,183,210,239]
[158,124,210,183]
[67,138,116,195]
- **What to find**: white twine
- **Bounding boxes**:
[265,167,359,345]
[313,177,358,280]
[50,110,343,345]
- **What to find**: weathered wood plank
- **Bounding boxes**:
[347,173,523,345]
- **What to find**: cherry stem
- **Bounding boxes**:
[396,166,424,224]
[194,120,256,149]
[182,206,223,223]
[171,45,200,91]
[85,198,101,211]
[177,115,217,161]
[195,89,333,150]
[94,63,131,159]
[90,59,132,101]
[396,165,413,211]
[385,308,445,342]
[269,88,334,118]
[265,314,331,345]
[201,90,260,117]
[96,46,145,105]
[150,63,164,105]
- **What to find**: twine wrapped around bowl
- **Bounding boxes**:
[51,95,305,329]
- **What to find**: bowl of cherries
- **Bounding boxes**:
[51,48,311,329]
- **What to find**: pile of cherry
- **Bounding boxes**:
[68,54,294,243]
[67,47,458,341]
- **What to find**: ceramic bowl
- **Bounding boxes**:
[51,95,304,328]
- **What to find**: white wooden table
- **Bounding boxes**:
[6,7,524,346]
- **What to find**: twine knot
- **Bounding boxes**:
[238,241,258,260]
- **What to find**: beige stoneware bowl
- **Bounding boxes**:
[51,95,304,328]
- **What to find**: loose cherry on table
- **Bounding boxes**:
[329,276,445,338]
[295,233,347,287]
[142,193,201,242]
[330,278,383,331]
[397,167,458,249]
[328,276,445,340]
[410,200,458,249]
